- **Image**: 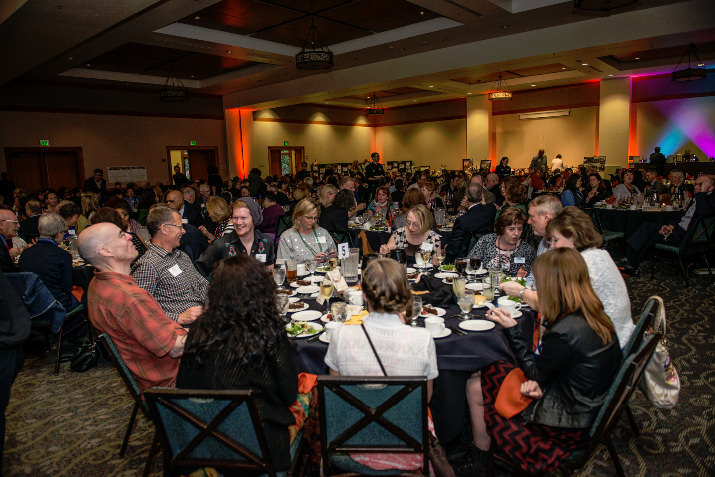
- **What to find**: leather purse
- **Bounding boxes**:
[639,297,680,409]
[494,367,534,419]
[70,341,99,372]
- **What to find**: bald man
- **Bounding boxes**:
[165,189,202,227]
[78,223,199,391]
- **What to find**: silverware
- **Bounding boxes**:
[447,326,467,336]
[305,332,324,343]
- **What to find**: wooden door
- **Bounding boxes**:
[188,150,216,182]
[44,151,83,189]
[6,151,43,191]
[269,149,282,176]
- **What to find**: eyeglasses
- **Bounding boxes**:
[163,223,184,230]
[302,216,318,222]
[1,219,19,224]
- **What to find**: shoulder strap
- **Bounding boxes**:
[360,323,387,376]
[649,295,666,337]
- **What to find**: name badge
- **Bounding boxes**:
[317,236,327,244]
[168,264,183,276]
[256,253,267,263]
[514,257,526,264]
[181,218,188,224]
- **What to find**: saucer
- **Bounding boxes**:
[431,328,452,339]
[459,320,496,332]
[319,334,330,344]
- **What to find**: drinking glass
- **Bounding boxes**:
[470,257,482,274]
[434,247,446,267]
[273,265,286,288]
[275,294,290,323]
[489,268,502,293]
[455,257,468,276]
[330,301,347,323]
[419,249,432,268]
[457,290,475,320]
[286,260,298,284]
[320,276,334,313]
[411,296,423,327]
[306,259,317,278]
[452,277,466,298]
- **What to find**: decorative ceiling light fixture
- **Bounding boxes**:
[573,0,638,13]
[672,44,707,82]
[296,17,334,70]
[160,72,188,102]
[487,74,512,101]
[365,93,384,115]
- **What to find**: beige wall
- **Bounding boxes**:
[377,118,467,170]
[493,106,598,170]
[598,78,632,167]
[0,111,227,186]
[635,96,715,161]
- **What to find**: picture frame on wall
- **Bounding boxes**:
[479,159,492,172]
[462,159,473,172]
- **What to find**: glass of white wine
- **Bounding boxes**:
[434,246,446,267]
[320,276,335,313]
[419,250,432,269]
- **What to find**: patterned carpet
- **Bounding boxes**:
[3,262,714,476]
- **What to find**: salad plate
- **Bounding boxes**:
[286,321,324,338]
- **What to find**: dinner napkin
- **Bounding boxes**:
[345,310,369,325]
[298,372,318,393]
[411,276,457,307]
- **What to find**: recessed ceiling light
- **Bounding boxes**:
[419,11,424,15]
[226,50,232,54]
[608,74,613,77]
[194,15,201,20]
[698,63,705,67]
[634,57,640,60]
[467,92,472,95]
[429,85,434,88]
[413,100,417,102]
[581,63,588,66]
[562,67,567,70]
[85,63,91,67]
[531,84,536,87]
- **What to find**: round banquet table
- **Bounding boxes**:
[592,207,684,238]
[349,226,454,255]
[288,273,535,443]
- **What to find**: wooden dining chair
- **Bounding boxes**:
[318,375,429,476]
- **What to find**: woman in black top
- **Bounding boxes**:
[320,189,355,235]
[176,256,302,471]
[495,156,511,177]
[585,172,607,207]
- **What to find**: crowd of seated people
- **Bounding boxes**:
[2,158,712,475]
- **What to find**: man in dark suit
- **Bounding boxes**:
[643,168,666,196]
[0,207,20,272]
[447,183,496,262]
[18,200,43,243]
[165,189,202,227]
[623,174,715,276]
[649,147,667,177]
[83,169,107,199]
[485,173,504,207]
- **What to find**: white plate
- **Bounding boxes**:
[291,310,323,322]
[431,328,452,339]
[305,275,324,283]
[287,302,309,312]
[276,289,298,297]
[290,280,317,288]
[459,319,496,332]
[441,278,457,285]
[288,297,301,303]
[465,282,484,291]
[319,333,330,344]
[421,307,446,317]
[286,321,324,338]
[296,285,320,294]
[434,272,458,279]
[320,313,332,323]
[315,266,331,273]
[405,267,416,275]
[510,310,523,318]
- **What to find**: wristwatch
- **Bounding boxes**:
[519,288,527,300]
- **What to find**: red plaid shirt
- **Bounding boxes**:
[87,271,187,391]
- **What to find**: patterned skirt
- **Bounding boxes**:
[482,361,589,475]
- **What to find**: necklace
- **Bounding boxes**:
[298,229,323,256]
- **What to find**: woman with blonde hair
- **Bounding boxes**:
[317,184,338,209]
[465,248,621,474]
[380,204,441,266]
[77,192,99,233]
[198,196,232,242]
[276,198,336,262]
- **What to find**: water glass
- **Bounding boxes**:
[331,301,347,323]
[411,296,423,326]
[341,248,360,284]
[275,294,290,323]
[457,290,475,320]
[273,265,286,288]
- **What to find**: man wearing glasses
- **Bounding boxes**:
[131,206,206,325]
[0,207,20,272]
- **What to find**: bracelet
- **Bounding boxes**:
[519,288,527,300]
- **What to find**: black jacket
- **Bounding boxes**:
[181,201,203,228]
[18,215,40,243]
[18,239,74,311]
[0,238,16,273]
[195,230,275,278]
[319,204,349,235]
[505,313,622,429]
[446,203,495,262]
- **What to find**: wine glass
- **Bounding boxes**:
[411,296,423,327]
[419,249,432,269]
[320,276,334,313]
[452,277,466,298]
[470,257,482,274]
[275,294,290,323]
[273,265,286,288]
[457,290,475,320]
[455,257,468,277]
[434,247,446,268]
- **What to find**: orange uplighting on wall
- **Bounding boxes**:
[628,102,638,158]
[226,107,254,179]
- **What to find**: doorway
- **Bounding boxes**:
[166,146,219,185]
[268,147,304,177]
[4,147,84,191]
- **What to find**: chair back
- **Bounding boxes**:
[621,296,660,359]
[680,215,715,256]
[143,387,279,476]
[329,231,352,248]
[317,375,429,475]
[99,333,147,415]
[587,333,660,442]
[276,215,293,239]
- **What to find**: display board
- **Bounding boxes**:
[107,165,147,184]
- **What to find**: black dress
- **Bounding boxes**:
[320,204,349,235]
[176,334,298,470]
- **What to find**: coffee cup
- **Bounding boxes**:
[424,316,445,337]
[325,321,342,342]
[297,263,307,276]
[497,297,522,316]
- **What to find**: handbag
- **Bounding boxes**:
[70,340,99,372]
[494,367,533,419]
[360,324,456,477]
[639,296,680,409]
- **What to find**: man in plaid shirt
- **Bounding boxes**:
[78,222,201,391]
[132,206,208,325]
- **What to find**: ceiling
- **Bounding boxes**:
[1,0,713,111]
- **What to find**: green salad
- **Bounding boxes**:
[501,276,527,302]
[440,264,455,271]
[286,321,317,336]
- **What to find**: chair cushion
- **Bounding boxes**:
[330,454,410,476]
[602,230,624,241]
[654,243,679,254]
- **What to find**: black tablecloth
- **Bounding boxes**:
[290,275,535,443]
[594,208,684,238]
[349,228,453,255]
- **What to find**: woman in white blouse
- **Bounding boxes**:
[612,169,641,201]
[276,198,336,263]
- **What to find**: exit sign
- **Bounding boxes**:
[190,140,197,146]
[39,139,50,146]
[284,141,289,146]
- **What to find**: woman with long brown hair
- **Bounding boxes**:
[465,247,621,474]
